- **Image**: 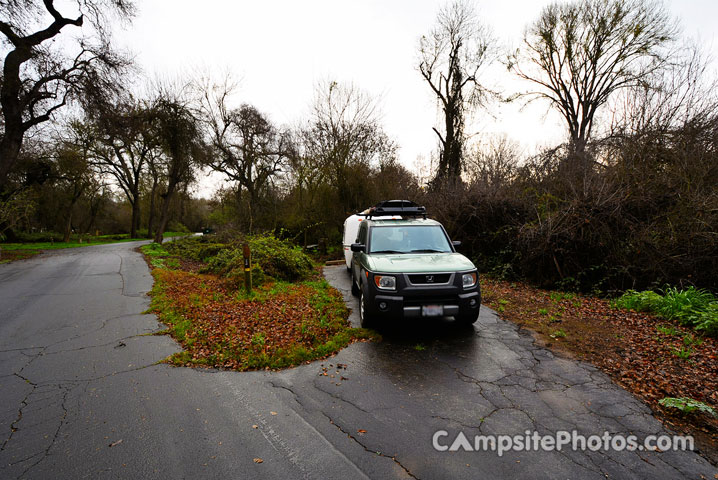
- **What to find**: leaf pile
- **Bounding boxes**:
[481,277,718,463]
[144,246,376,371]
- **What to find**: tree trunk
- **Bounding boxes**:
[130,198,140,239]
[154,183,177,244]
[63,210,73,243]
[147,178,158,239]
[0,131,23,194]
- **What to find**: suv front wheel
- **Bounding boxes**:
[455,310,480,325]
[351,271,360,296]
[359,291,374,328]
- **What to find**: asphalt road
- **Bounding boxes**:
[0,242,715,479]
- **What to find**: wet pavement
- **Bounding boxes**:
[0,242,714,478]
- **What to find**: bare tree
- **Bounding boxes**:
[144,150,162,238]
[53,141,98,242]
[303,80,395,213]
[609,42,718,139]
[508,0,677,167]
[419,0,495,184]
[0,0,134,194]
[152,94,204,243]
[465,134,520,191]
[78,100,157,238]
[199,79,289,232]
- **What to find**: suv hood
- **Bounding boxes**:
[366,253,475,274]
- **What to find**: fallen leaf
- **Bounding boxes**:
[357,429,367,434]
[253,458,263,464]
[270,411,277,416]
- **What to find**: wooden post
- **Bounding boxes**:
[242,243,252,294]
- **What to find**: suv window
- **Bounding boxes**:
[369,225,452,254]
[357,222,368,244]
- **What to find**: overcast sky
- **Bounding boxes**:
[115,0,718,196]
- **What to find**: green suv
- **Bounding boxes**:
[349,204,481,327]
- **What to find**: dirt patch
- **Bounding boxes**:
[481,276,718,464]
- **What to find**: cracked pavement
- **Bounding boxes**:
[0,244,715,479]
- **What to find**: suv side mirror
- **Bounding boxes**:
[452,240,462,248]
[351,243,366,252]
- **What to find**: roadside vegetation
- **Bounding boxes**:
[481,277,718,461]
[0,232,190,264]
[142,235,377,371]
[613,288,718,337]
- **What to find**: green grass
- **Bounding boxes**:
[140,242,181,269]
[1,231,191,253]
[613,287,718,337]
[549,291,577,303]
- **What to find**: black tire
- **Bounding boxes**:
[456,310,480,325]
[351,271,360,297]
[359,291,374,328]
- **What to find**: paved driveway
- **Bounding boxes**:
[0,243,714,478]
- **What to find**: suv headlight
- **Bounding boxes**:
[374,275,396,290]
[462,272,477,289]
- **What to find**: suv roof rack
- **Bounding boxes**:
[363,200,427,219]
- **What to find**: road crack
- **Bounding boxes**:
[323,412,419,479]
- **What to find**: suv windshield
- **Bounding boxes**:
[369,225,452,254]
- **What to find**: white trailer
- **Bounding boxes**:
[342,210,399,269]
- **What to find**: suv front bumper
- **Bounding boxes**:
[366,271,481,319]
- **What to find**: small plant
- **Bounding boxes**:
[414,343,426,351]
[669,346,692,359]
[659,397,717,418]
[655,324,680,336]
[550,292,576,303]
[538,308,549,315]
[682,334,703,347]
[550,329,567,338]
[251,332,266,349]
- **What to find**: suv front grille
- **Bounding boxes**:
[404,296,457,306]
[408,273,451,285]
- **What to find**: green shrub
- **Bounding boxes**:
[176,233,313,284]
[695,303,718,336]
[613,287,718,337]
[658,287,715,326]
[612,290,663,312]
[247,233,313,281]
